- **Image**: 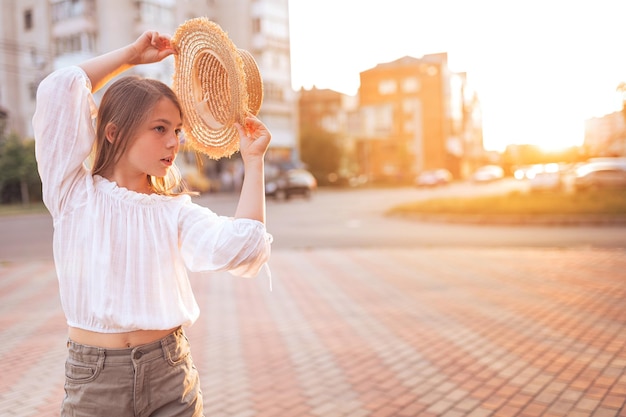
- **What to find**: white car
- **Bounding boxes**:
[471,165,504,182]
[415,169,453,187]
[573,160,626,191]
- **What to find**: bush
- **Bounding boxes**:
[0,134,42,205]
[388,189,626,216]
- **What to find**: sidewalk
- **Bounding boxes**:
[1,247,625,417]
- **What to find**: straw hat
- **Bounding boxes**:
[171,17,264,159]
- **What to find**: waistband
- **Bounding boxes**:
[66,327,185,365]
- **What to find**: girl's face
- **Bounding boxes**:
[118,98,183,181]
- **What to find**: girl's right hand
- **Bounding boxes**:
[236,115,272,162]
[129,31,175,65]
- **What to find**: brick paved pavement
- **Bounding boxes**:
[0,247,625,417]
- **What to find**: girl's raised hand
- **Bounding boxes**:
[129,31,175,65]
[236,115,272,162]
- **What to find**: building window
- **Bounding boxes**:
[426,65,438,76]
[253,16,288,39]
[52,0,96,23]
[263,82,284,102]
[402,77,420,93]
[24,9,33,30]
[378,80,397,95]
[403,98,420,115]
[136,1,174,27]
[53,32,97,57]
[361,104,394,138]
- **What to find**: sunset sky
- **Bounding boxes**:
[287,0,626,152]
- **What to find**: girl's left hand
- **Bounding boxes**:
[236,115,272,161]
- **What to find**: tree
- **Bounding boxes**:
[0,134,42,205]
[299,127,342,185]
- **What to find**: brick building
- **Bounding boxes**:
[357,53,482,182]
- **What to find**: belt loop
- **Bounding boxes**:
[98,347,106,369]
[161,327,182,361]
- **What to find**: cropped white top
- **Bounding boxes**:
[32,66,272,333]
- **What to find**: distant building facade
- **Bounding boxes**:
[356,53,483,182]
[0,0,297,164]
[585,111,626,157]
[296,54,483,184]
[0,0,51,138]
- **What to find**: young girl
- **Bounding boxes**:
[32,31,272,416]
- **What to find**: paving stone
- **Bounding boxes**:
[1,247,625,416]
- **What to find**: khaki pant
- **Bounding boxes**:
[61,328,203,417]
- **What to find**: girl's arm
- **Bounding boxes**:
[234,115,272,223]
[80,31,175,93]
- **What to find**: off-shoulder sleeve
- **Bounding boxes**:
[32,66,97,218]
[178,201,272,277]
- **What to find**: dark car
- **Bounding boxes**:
[415,169,453,187]
[265,169,317,200]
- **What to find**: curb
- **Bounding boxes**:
[390,213,626,226]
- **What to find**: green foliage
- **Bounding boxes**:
[299,127,342,185]
[0,134,42,205]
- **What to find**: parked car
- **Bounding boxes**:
[415,169,453,187]
[265,169,317,200]
[471,165,504,182]
[528,163,562,192]
[573,160,626,191]
[513,165,537,180]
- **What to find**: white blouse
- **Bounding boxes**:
[32,66,272,333]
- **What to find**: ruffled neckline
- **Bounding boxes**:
[93,175,183,205]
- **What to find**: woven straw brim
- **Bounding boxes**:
[238,49,263,115]
[172,17,263,159]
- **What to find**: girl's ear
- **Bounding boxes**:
[104,122,117,144]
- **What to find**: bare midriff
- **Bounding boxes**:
[68,326,179,349]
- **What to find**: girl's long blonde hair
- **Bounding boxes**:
[91,76,188,195]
